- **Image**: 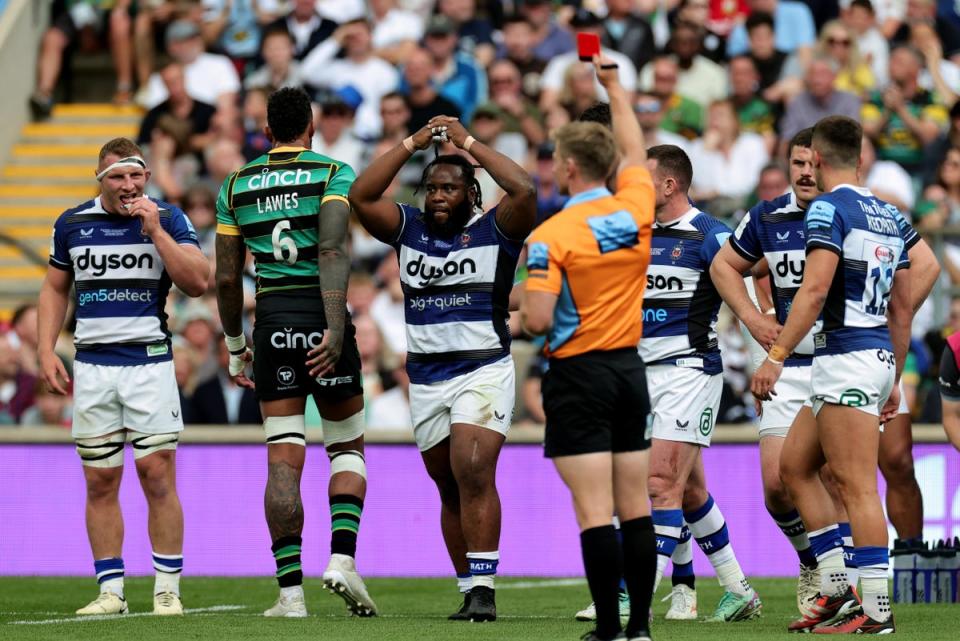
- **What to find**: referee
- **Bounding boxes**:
[521,55,656,641]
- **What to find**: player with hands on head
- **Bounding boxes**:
[349,104,537,622]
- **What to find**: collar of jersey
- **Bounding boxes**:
[832,183,872,196]
[655,206,700,228]
[565,186,611,208]
[269,145,308,153]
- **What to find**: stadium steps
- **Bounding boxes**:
[0,104,141,318]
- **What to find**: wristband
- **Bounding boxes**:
[767,345,789,364]
[764,308,776,315]
[225,333,247,355]
[402,136,416,154]
[463,135,476,152]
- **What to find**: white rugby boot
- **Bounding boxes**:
[663,584,698,620]
[797,564,820,618]
[153,591,183,615]
[263,588,307,618]
[76,591,128,615]
[322,553,378,616]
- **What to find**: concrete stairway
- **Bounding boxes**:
[0,103,140,319]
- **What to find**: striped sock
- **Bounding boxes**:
[808,524,847,596]
[467,551,499,590]
[94,557,124,598]
[652,508,684,593]
[330,494,363,557]
[272,536,303,588]
[769,508,817,567]
[838,522,858,586]
[685,494,751,596]
[152,552,183,596]
[857,546,891,622]
[671,525,695,589]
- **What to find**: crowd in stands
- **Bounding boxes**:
[8,0,960,428]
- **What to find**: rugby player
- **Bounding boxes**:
[348,110,536,621]
[640,144,761,622]
[753,116,912,634]
[38,137,208,615]
[215,87,376,618]
[939,332,960,450]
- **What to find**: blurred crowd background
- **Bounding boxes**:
[3,0,960,430]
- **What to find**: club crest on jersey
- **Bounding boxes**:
[460,230,471,246]
[671,242,684,261]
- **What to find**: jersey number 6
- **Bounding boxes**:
[271,220,299,265]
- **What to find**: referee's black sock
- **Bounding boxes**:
[620,516,656,635]
[580,525,623,639]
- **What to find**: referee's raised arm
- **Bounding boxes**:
[593,54,646,168]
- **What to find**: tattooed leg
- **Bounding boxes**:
[265,448,305,539]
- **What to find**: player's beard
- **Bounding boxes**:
[425,198,474,238]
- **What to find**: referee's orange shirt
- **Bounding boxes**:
[525,166,655,359]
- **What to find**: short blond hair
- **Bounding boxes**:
[552,122,617,182]
[98,137,143,165]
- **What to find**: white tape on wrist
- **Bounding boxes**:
[224,334,247,354]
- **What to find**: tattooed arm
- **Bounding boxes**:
[307,198,351,378]
[215,232,254,388]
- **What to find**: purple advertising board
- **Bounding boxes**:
[1,443,958,577]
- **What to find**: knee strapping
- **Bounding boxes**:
[264,415,306,446]
[328,449,366,479]
[321,410,364,445]
[130,432,179,460]
[76,435,125,468]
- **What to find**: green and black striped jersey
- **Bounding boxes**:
[215,146,355,296]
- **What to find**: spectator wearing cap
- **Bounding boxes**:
[633,91,691,149]
[140,19,241,114]
[520,0,575,60]
[486,59,546,146]
[778,54,861,147]
[726,0,817,65]
[539,9,637,113]
[177,303,218,385]
[244,28,306,91]
[648,55,704,139]
[264,0,338,60]
[496,14,547,102]
[844,0,891,86]
[302,18,399,139]
[639,20,726,109]
[133,1,204,93]
[369,0,425,65]
[29,0,135,118]
[862,44,949,175]
[311,88,366,171]
[412,14,487,124]
[602,0,657,73]
[201,0,281,66]
[439,0,497,68]
[401,47,462,132]
[728,56,777,152]
[190,338,262,425]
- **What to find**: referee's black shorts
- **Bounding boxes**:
[542,347,651,458]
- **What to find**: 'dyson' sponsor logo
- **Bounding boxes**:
[76,247,154,276]
[647,274,683,291]
[406,254,477,286]
[775,254,805,285]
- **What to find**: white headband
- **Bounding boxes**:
[96,156,147,182]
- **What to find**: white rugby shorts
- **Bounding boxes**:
[72,360,184,439]
[409,357,515,452]
[647,364,722,447]
[810,349,896,418]
[758,365,812,438]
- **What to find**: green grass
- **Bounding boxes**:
[0,577,956,640]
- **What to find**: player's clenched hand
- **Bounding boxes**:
[126,196,162,238]
[880,384,900,424]
[39,350,70,395]
[409,125,436,151]
[427,116,469,149]
[307,330,343,379]
[751,358,782,402]
[746,312,782,351]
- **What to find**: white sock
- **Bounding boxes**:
[847,566,860,588]
[280,585,304,600]
[817,549,848,597]
[155,571,181,597]
[457,574,471,593]
[100,577,124,599]
[653,551,670,594]
[686,497,751,596]
[861,576,891,621]
[467,551,499,590]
